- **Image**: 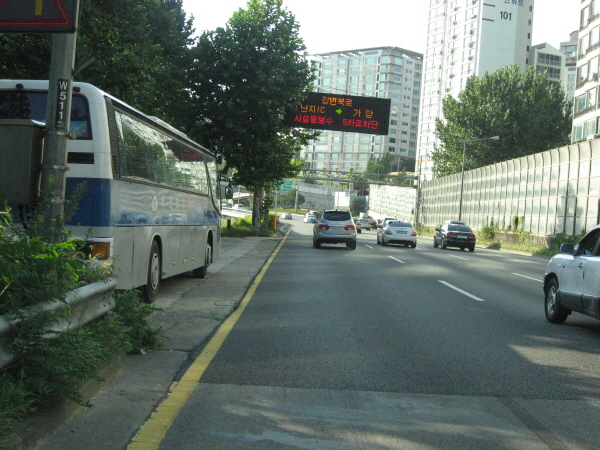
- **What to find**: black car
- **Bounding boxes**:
[434,223,476,252]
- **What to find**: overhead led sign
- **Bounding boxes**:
[0,0,79,33]
[284,92,391,135]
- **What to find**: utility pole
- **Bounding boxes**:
[41,32,78,238]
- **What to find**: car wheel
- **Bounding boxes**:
[441,240,447,249]
[313,236,321,249]
[192,242,211,279]
[460,247,465,251]
[381,238,387,246]
[347,240,357,250]
[545,278,569,324]
[357,229,362,233]
[468,246,475,252]
[411,243,416,248]
[433,238,438,248]
[142,240,161,303]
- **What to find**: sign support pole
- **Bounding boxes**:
[40,31,78,240]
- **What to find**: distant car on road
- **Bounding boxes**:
[314,210,357,250]
[304,213,316,223]
[232,204,246,210]
[544,225,600,324]
[433,223,476,252]
[359,218,371,230]
[377,220,417,248]
[353,217,362,233]
[369,219,377,229]
[280,212,292,220]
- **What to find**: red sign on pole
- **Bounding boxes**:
[0,0,79,33]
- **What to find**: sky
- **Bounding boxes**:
[180,0,580,55]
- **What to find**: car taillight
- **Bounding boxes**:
[446,233,457,237]
[319,224,329,230]
[468,234,476,239]
[386,230,393,235]
[345,224,355,230]
[411,232,417,236]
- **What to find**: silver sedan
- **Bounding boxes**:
[377,220,417,248]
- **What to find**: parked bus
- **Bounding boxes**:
[0,80,222,301]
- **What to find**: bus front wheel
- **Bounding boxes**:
[192,243,211,279]
[143,241,161,303]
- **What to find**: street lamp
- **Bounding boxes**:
[435,133,499,221]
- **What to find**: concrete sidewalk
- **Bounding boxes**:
[9,231,286,450]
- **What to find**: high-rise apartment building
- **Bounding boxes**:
[560,31,579,103]
[529,43,565,86]
[417,0,534,180]
[573,1,600,142]
[301,47,423,172]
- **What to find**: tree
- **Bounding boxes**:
[433,65,572,176]
[277,190,304,208]
[350,197,366,215]
[0,0,194,128]
[365,153,394,181]
[185,0,317,231]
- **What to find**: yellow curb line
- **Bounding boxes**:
[127,230,291,450]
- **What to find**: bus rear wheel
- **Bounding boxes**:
[192,243,211,279]
[143,240,161,303]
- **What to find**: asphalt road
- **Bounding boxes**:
[32,220,600,450]
[155,222,600,450]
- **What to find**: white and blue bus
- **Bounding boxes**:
[0,80,222,301]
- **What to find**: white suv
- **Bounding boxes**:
[544,225,600,324]
[313,210,357,250]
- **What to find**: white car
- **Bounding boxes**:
[280,212,292,220]
[376,220,417,248]
[304,213,316,223]
[544,225,600,324]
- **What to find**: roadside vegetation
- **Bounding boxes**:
[221,217,280,238]
[414,221,584,257]
[0,206,162,445]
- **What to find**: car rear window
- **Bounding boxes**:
[388,221,412,227]
[448,225,472,232]
[323,211,351,221]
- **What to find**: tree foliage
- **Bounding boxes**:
[185,0,316,229]
[0,0,194,127]
[277,190,304,208]
[433,65,572,176]
[365,153,394,181]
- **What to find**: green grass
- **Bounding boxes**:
[221,217,280,238]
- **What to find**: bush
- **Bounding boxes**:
[0,202,161,444]
[0,206,111,314]
[479,224,496,241]
[221,217,277,237]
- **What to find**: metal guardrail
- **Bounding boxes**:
[0,278,117,370]
[221,207,252,218]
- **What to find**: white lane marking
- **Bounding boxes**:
[388,256,406,264]
[448,254,469,261]
[365,245,375,249]
[512,273,543,283]
[438,280,485,302]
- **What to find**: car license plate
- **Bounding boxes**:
[457,235,467,239]
[396,230,407,234]
[331,226,342,231]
